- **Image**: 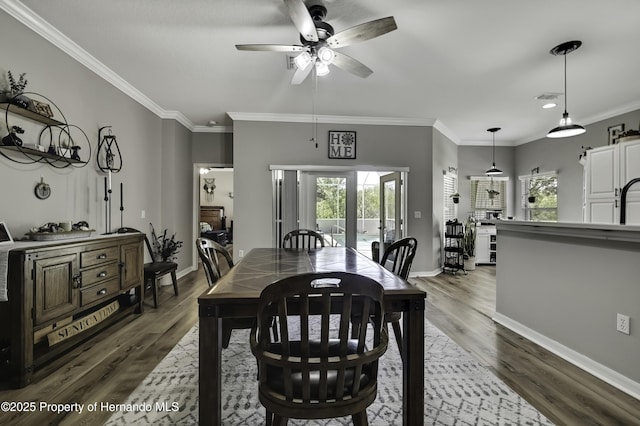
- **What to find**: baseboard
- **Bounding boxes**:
[493,312,640,400]
[411,268,442,278]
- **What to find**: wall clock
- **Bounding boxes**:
[34,178,51,200]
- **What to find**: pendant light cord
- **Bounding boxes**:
[311,66,319,149]
[563,53,568,115]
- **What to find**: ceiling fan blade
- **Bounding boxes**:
[236,44,306,52]
[291,63,314,85]
[327,16,397,49]
[283,0,319,42]
[332,52,373,79]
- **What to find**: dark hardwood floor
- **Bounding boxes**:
[413,266,640,426]
[1,265,638,425]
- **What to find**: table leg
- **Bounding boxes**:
[403,302,425,425]
[199,313,223,426]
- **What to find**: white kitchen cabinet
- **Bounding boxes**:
[476,225,496,264]
[584,138,640,224]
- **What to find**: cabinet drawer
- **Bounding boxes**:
[81,246,119,268]
[80,278,120,306]
[81,262,120,287]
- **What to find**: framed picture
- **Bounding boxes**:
[328,131,356,159]
[608,124,624,145]
[31,99,54,118]
[0,221,13,245]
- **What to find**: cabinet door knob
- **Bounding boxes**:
[73,274,82,288]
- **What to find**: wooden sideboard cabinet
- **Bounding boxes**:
[0,234,144,388]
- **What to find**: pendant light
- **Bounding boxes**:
[486,127,503,175]
[547,41,585,138]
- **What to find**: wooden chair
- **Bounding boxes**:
[251,272,388,426]
[365,237,418,357]
[196,237,258,348]
[196,237,234,286]
[282,229,325,249]
[116,227,178,309]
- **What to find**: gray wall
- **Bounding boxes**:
[432,129,459,266]
[192,132,233,165]
[513,109,640,222]
[0,10,193,271]
[233,120,442,273]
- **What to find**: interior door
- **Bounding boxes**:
[379,172,403,249]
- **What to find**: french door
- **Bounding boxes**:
[379,172,403,248]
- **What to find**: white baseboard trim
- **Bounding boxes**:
[493,312,640,401]
[410,268,442,278]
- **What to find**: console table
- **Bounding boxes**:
[0,233,144,388]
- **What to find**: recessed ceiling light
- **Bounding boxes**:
[542,103,557,109]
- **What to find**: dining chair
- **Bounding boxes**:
[282,229,325,249]
[196,237,234,286]
[362,237,417,357]
[251,272,388,426]
[116,227,178,308]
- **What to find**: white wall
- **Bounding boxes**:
[199,169,234,221]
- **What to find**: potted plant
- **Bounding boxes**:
[2,71,30,108]
[150,223,183,262]
[486,188,500,199]
[463,218,476,271]
[450,192,460,204]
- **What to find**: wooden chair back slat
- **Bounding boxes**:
[282,229,325,249]
[250,272,388,422]
[196,237,233,287]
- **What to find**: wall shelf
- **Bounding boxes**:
[1,102,64,126]
[1,96,90,168]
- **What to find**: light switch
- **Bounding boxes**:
[414,211,421,219]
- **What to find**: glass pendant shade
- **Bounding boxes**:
[486,127,503,176]
[547,41,585,139]
[294,51,313,71]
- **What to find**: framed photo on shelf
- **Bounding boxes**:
[608,124,624,145]
[31,99,54,118]
[0,221,13,245]
[328,131,356,159]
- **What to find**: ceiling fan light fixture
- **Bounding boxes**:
[315,61,330,76]
[294,51,313,70]
[485,127,503,176]
[547,40,585,139]
[317,46,335,65]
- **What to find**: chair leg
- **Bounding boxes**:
[151,277,159,309]
[392,319,403,357]
[352,411,369,426]
[171,270,179,296]
[272,414,288,426]
[265,409,272,426]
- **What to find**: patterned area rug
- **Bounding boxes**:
[105,319,554,425]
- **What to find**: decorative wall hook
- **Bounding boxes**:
[97,126,123,172]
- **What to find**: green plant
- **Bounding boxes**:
[463,218,477,257]
[150,223,183,262]
[7,71,27,96]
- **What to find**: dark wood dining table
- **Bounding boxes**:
[198,247,426,425]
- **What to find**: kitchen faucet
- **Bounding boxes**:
[619,177,640,224]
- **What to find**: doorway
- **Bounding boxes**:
[272,167,406,258]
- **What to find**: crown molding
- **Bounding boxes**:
[227,112,437,127]
[0,0,195,131]
[192,125,233,133]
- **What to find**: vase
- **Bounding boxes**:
[2,133,22,146]
[10,94,31,109]
[464,256,476,271]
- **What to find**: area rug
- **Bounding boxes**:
[105,319,554,425]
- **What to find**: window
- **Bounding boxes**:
[443,171,457,223]
[470,177,507,220]
[520,172,557,221]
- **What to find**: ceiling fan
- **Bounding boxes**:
[235,0,397,85]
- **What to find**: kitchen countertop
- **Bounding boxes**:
[496,220,640,243]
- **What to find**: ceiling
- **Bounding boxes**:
[8,0,640,145]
